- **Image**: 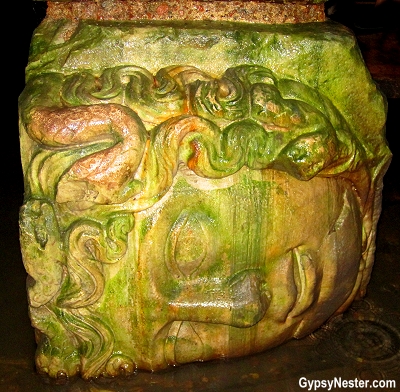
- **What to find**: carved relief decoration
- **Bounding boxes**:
[19,60,390,378]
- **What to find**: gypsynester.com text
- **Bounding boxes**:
[299,377,396,391]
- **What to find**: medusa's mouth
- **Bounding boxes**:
[263,246,319,325]
[287,247,318,319]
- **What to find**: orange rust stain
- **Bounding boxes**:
[194,4,205,12]
[188,139,201,171]
[156,3,169,15]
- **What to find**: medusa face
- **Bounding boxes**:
[19,63,381,377]
[134,168,363,367]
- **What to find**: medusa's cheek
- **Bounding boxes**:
[257,178,363,342]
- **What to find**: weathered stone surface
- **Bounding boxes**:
[19,17,391,379]
[44,0,326,24]
[40,0,327,3]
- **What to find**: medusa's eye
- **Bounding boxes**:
[165,209,215,280]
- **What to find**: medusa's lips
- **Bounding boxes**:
[287,247,318,320]
[223,249,318,327]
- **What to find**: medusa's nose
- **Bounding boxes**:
[168,270,270,328]
[229,270,270,327]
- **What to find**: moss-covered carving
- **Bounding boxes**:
[19,19,391,379]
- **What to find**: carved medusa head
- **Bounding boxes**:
[19,63,387,378]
